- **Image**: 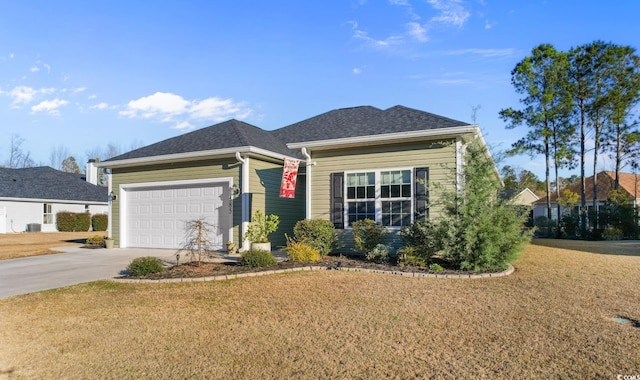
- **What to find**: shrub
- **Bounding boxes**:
[428,263,444,272]
[400,220,442,260]
[127,257,165,276]
[75,213,91,232]
[396,247,426,267]
[86,235,105,247]
[240,249,276,267]
[286,241,321,263]
[559,214,579,238]
[293,219,336,256]
[602,227,623,241]
[365,243,394,263]
[56,211,76,232]
[243,210,279,243]
[92,214,108,231]
[351,219,385,254]
[437,140,532,271]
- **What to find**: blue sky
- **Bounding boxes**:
[1,0,639,179]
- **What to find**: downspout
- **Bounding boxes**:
[235,152,250,250]
[107,169,113,240]
[301,147,315,220]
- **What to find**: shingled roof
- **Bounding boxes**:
[104,105,471,163]
[534,171,640,204]
[273,105,470,143]
[108,119,302,162]
[0,166,108,203]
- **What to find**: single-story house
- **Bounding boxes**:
[0,164,108,233]
[97,105,492,251]
[500,188,539,206]
[533,171,640,221]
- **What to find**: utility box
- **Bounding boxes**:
[26,223,41,232]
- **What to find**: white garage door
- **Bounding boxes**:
[124,181,229,249]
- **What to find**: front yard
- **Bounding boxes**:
[0,231,99,260]
[0,239,639,378]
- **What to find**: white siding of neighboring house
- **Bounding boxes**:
[0,200,108,233]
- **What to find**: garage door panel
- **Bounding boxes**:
[125,182,228,249]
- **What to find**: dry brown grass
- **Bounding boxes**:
[1,240,639,379]
[0,231,98,260]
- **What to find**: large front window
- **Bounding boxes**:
[346,169,412,227]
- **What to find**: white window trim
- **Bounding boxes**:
[343,167,414,229]
[43,203,53,225]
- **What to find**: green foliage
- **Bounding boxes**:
[293,219,336,256]
[438,140,533,271]
[399,220,442,260]
[396,247,426,267]
[602,227,623,241]
[365,243,394,263]
[86,235,105,247]
[557,189,580,207]
[351,219,385,254]
[56,211,76,232]
[240,249,276,267]
[559,214,579,238]
[75,213,91,232]
[244,210,280,243]
[91,214,108,231]
[428,263,444,272]
[127,257,165,276]
[286,240,321,263]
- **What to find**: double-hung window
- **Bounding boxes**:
[335,167,428,228]
[43,204,53,224]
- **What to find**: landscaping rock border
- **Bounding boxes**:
[111,264,514,284]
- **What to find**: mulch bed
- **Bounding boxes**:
[126,255,501,280]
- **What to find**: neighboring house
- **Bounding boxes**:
[98,105,492,251]
[533,171,640,221]
[500,188,540,206]
[0,165,109,233]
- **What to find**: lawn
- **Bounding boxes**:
[0,231,98,260]
[0,239,639,378]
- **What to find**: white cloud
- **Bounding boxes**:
[90,102,110,110]
[43,63,51,73]
[31,98,68,115]
[443,48,516,57]
[354,29,403,48]
[29,66,39,73]
[172,121,195,130]
[4,86,55,107]
[73,87,87,94]
[120,92,253,125]
[484,20,494,29]
[427,0,470,27]
[9,53,14,59]
[406,22,428,42]
[353,68,362,74]
[88,94,97,100]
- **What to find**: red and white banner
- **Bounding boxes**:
[280,158,300,198]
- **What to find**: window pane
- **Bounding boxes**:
[381,172,389,185]
[382,201,390,213]
[402,170,411,183]
[381,186,390,198]
[366,186,375,198]
[402,200,411,214]
[356,187,365,198]
[367,172,375,185]
[402,184,411,197]
[391,185,400,197]
[347,174,356,187]
[347,187,355,199]
[382,215,390,226]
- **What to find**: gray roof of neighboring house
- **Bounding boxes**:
[273,105,470,143]
[105,105,470,163]
[0,166,108,203]
[107,119,303,161]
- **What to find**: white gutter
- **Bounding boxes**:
[95,146,298,169]
[235,152,250,251]
[301,147,316,220]
[287,125,479,150]
[0,197,107,205]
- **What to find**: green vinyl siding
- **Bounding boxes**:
[309,140,458,252]
[248,159,306,249]
[110,159,241,247]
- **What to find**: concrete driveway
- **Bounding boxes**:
[0,247,182,299]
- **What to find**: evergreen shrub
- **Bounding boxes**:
[293,219,336,256]
[240,249,276,267]
[127,257,165,276]
[56,211,76,232]
[75,213,91,232]
[92,214,108,231]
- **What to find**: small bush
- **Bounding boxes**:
[602,227,623,241]
[56,211,75,232]
[75,213,91,232]
[428,263,444,272]
[351,219,385,253]
[286,241,321,263]
[86,235,105,247]
[293,219,336,256]
[400,220,442,260]
[240,249,276,267]
[396,247,426,267]
[92,214,108,231]
[127,257,165,276]
[365,243,393,263]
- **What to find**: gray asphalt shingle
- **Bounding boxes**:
[0,166,108,203]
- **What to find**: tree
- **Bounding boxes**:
[437,140,532,270]
[49,145,71,170]
[500,44,573,226]
[5,134,35,168]
[61,156,81,174]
